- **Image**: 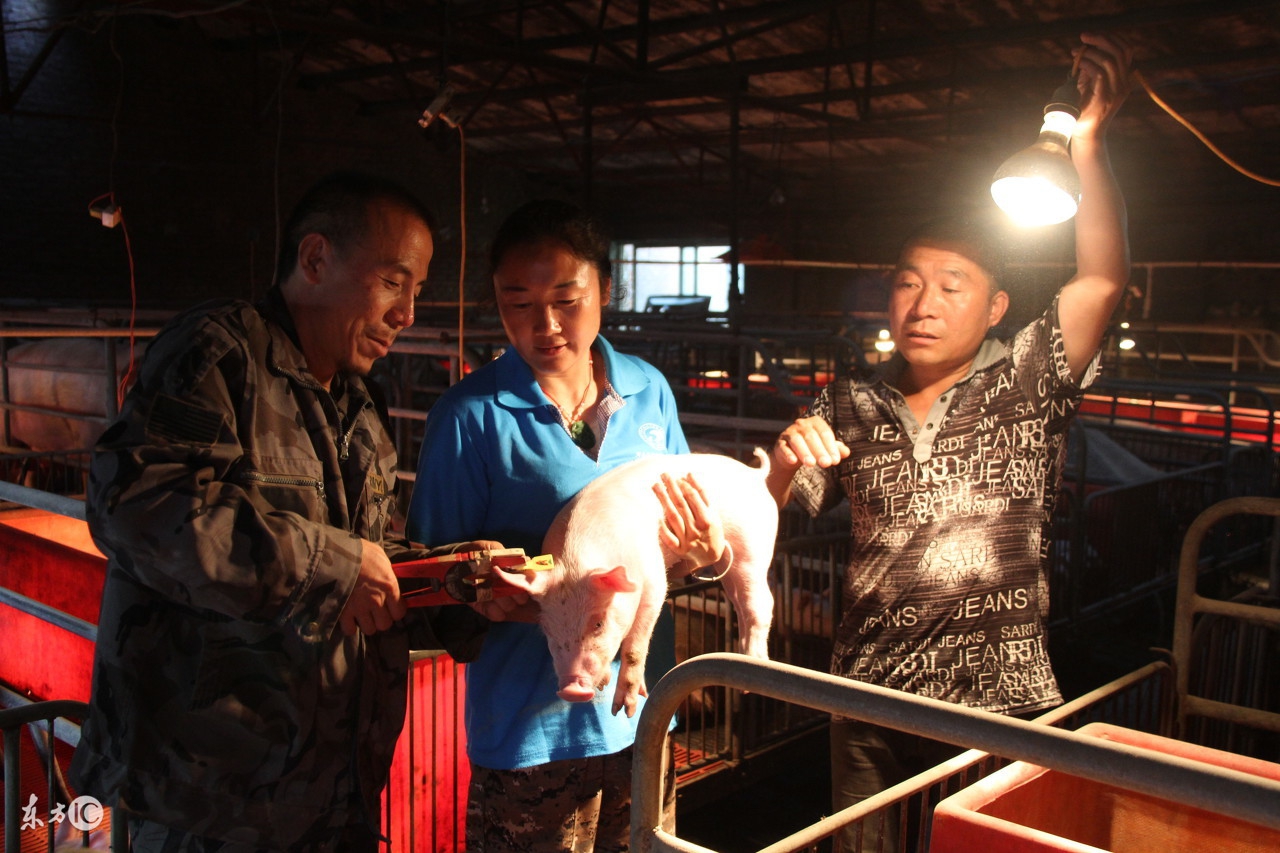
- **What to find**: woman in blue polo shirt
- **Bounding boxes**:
[406,199,697,851]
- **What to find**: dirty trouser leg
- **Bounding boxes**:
[466,740,675,853]
[830,719,960,853]
[830,718,904,853]
[593,740,676,852]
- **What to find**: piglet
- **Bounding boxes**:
[503,449,778,717]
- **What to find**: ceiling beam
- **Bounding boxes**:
[442,43,1280,146]
[305,0,1277,107]
[460,82,1279,166]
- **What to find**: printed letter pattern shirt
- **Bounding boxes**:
[790,296,1098,715]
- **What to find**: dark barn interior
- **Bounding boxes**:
[3,1,1280,851]
[4,0,1280,310]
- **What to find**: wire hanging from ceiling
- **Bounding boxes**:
[418,84,469,383]
[455,122,467,383]
[105,9,138,408]
[1135,69,1280,188]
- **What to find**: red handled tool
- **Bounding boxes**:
[393,548,554,606]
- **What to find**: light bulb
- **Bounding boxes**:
[991,77,1082,227]
[1118,337,1136,351]
[874,329,895,353]
[1041,109,1078,140]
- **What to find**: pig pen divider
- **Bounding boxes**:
[634,496,1280,853]
[630,654,1280,853]
[665,506,846,798]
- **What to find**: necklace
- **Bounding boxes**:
[546,355,597,450]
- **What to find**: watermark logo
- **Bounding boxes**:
[21,792,103,832]
[68,796,104,831]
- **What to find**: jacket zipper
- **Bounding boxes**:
[241,470,326,500]
[337,401,370,461]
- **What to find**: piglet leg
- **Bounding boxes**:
[613,588,666,717]
[718,547,775,659]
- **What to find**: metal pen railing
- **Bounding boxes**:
[1172,496,1280,741]
[1,700,128,853]
[630,654,1280,853]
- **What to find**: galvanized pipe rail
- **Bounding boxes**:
[0,480,86,520]
[1114,321,1280,371]
[3,700,88,853]
[1085,377,1277,450]
[1,700,130,853]
[1172,495,1280,738]
[0,483,95,644]
[631,653,1280,853]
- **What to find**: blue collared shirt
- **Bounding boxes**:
[407,335,688,769]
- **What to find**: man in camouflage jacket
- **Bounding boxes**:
[69,172,489,852]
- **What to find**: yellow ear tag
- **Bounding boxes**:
[522,554,555,577]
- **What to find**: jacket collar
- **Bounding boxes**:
[257,287,360,402]
[494,335,649,410]
[257,288,309,381]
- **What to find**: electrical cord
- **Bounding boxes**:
[87,190,139,408]
[105,9,138,407]
[1134,68,1280,188]
[417,85,468,381]
[1062,51,1275,189]
[455,122,467,383]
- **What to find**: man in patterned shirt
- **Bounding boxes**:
[766,32,1133,852]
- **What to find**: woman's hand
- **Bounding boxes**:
[472,592,540,623]
[654,472,726,578]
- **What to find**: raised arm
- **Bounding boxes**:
[1057,32,1134,380]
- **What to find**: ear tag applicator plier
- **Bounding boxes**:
[393,548,554,606]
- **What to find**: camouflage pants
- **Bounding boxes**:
[126,818,379,853]
[466,741,676,853]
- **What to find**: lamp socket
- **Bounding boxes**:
[89,201,122,228]
[418,84,461,129]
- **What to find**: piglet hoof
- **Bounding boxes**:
[611,678,647,718]
[612,691,638,718]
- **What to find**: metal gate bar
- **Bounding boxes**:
[630,653,1280,853]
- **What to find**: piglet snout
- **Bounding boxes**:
[557,676,599,703]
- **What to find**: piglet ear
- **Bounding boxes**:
[590,565,638,594]
[498,567,549,595]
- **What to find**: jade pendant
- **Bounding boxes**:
[569,419,596,450]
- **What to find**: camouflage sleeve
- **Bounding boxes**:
[86,315,359,633]
[403,603,489,661]
[389,540,490,660]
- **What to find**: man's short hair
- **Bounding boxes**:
[896,213,1010,294]
[275,171,436,285]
